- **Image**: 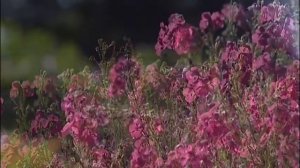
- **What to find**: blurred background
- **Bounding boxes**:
[0,0,296,130]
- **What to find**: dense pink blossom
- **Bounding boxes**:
[196,103,229,140]
[61,90,109,147]
[182,66,220,104]
[155,13,198,56]
[173,25,198,55]
[221,42,253,87]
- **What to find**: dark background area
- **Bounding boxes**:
[2,0,244,56]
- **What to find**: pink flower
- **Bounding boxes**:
[252,52,272,72]
[61,90,109,147]
[155,13,198,56]
[199,12,225,32]
[153,119,165,135]
[30,111,62,138]
[252,27,270,49]
[221,4,247,28]
[199,12,211,32]
[173,25,198,55]
[165,143,212,168]
[196,103,229,140]
[108,57,140,98]
[129,117,145,140]
[130,138,162,168]
[21,80,35,98]
[183,87,196,104]
[211,12,225,29]
[10,81,21,99]
[185,67,200,87]
[93,148,111,167]
[221,41,238,63]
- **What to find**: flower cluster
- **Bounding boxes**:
[183,66,220,104]
[30,110,63,138]
[2,0,299,167]
[61,90,109,147]
[252,2,298,57]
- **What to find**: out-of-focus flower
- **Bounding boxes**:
[1,97,4,114]
[221,4,247,29]
[252,27,270,49]
[259,2,289,24]
[92,148,111,167]
[1,132,9,151]
[10,81,22,99]
[21,80,34,98]
[199,12,225,32]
